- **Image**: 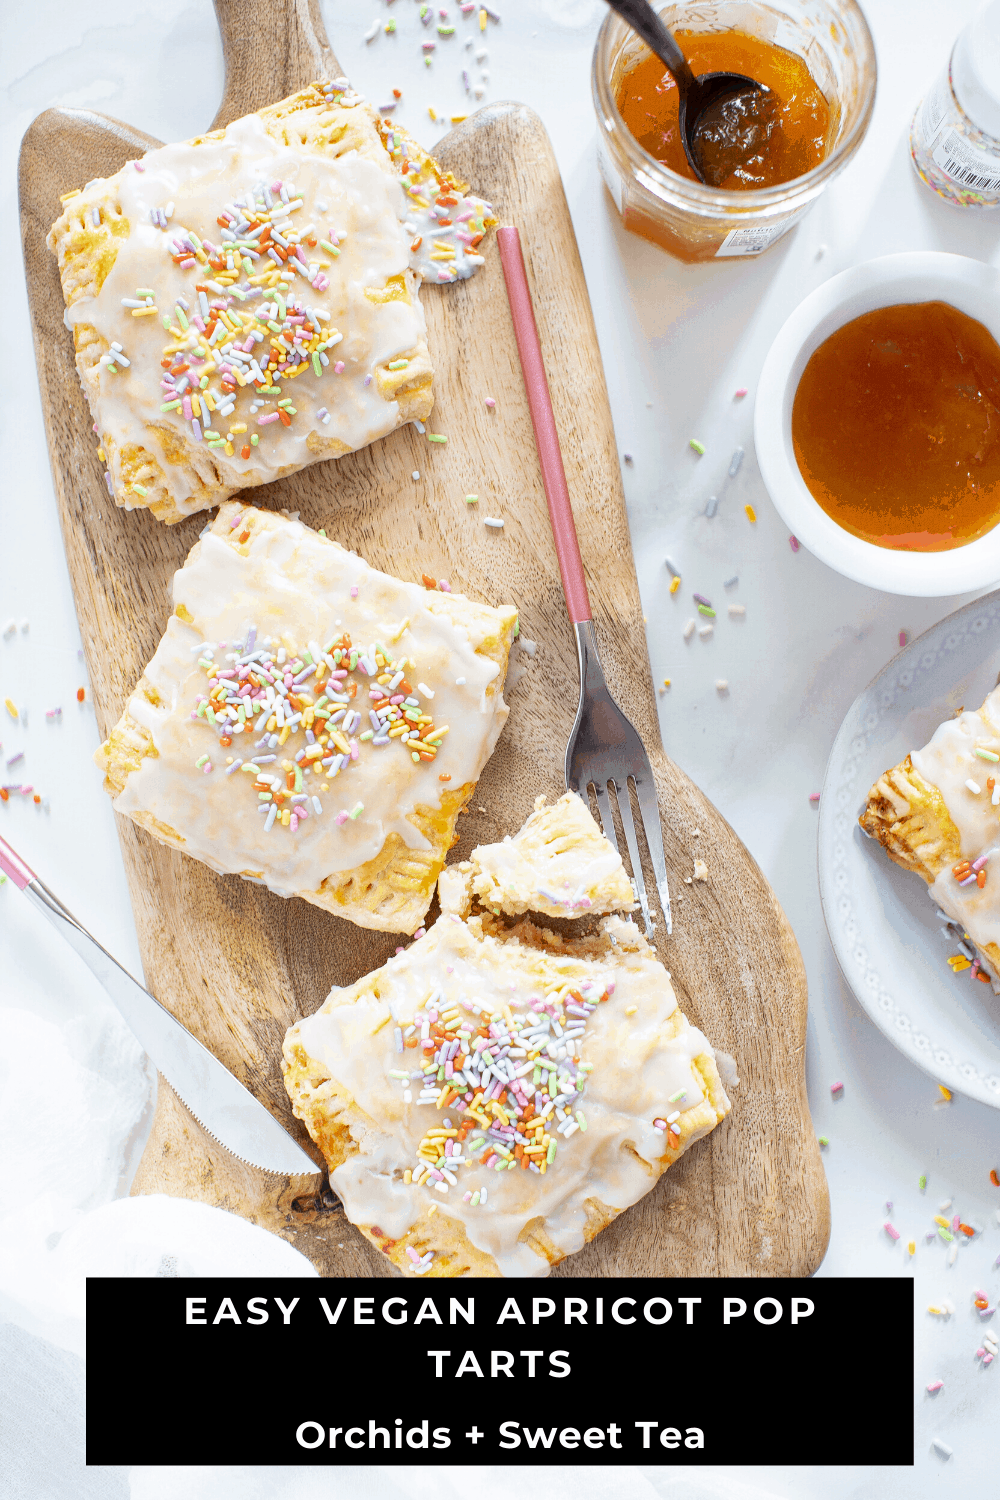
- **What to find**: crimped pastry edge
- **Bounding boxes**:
[47,80,436,523]
[95,502,518,934]
[282,914,731,1276]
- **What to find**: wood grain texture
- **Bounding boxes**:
[19,0,829,1277]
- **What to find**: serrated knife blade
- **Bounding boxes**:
[0,834,318,1177]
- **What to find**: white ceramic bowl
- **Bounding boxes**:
[754,252,1000,596]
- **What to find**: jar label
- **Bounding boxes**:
[930,130,1000,195]
[715,223,788,257]
[595,132,624,214]
[916,72,950,142]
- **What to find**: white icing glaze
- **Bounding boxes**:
[911,688,1000,853]
[296,914,720,1278]
[402,189,492,284]
[66,114,428,514]
[929,845,1000,955]
[114,516,510,894]
[473,835,625,912]
[911,687,1000,958]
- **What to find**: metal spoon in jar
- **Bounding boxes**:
[603,0,776,187]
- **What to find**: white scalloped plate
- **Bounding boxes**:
[818,591,1000,1107]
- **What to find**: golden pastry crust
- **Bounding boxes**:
[47,81,436,524]
[96,503,517,934]
[859,753,962,882]
[282,909,731,1278]
[860,698,1000,983]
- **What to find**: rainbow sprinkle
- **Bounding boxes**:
[193,624,447,833]
[100,153,382,492]
[391,974,614,1204]
[378,115,494,285]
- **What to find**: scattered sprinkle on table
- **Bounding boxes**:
[809,792,821,804]
[705,496,719,517]
[669,576,681,594]
[715,679,728,693]
[744,505,756,522]
[789,535,800,552]
[483,516,504,528]
[689,439,705,455]
[484,396,495,408]
[465,494,479,504]
[734,387,747,398]
[899,629,909,647]
[830,1079,843,1094]
[931,1439,952,1459]
[623,452,633,465]
[412,471,420,480]
[728,604,746,618]
[729,448,744,477]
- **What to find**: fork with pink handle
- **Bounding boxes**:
[497,226,671,937]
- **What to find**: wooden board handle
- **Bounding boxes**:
[210,0,343,132]
[497,226,593,625]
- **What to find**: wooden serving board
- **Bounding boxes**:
[19,0,829,1277]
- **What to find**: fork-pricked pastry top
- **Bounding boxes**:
[283,909,730,1277]
[95,503,518,934]
[47,82,437,523]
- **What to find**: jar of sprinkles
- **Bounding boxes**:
[909,0,1000,210]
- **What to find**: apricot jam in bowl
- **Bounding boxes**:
[592,1,876,264]
[754,253,1000,596]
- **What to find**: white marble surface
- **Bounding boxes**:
[3,0,999,1490]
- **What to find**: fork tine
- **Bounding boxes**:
[613,779,654,939]
[593,783,620,858]
[632,771,672,937]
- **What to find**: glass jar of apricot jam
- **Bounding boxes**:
[592,1,877,264]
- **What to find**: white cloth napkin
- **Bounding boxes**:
[0,1003,315,1363]
[49,1194,319,1286]
[0,992,315,1500]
